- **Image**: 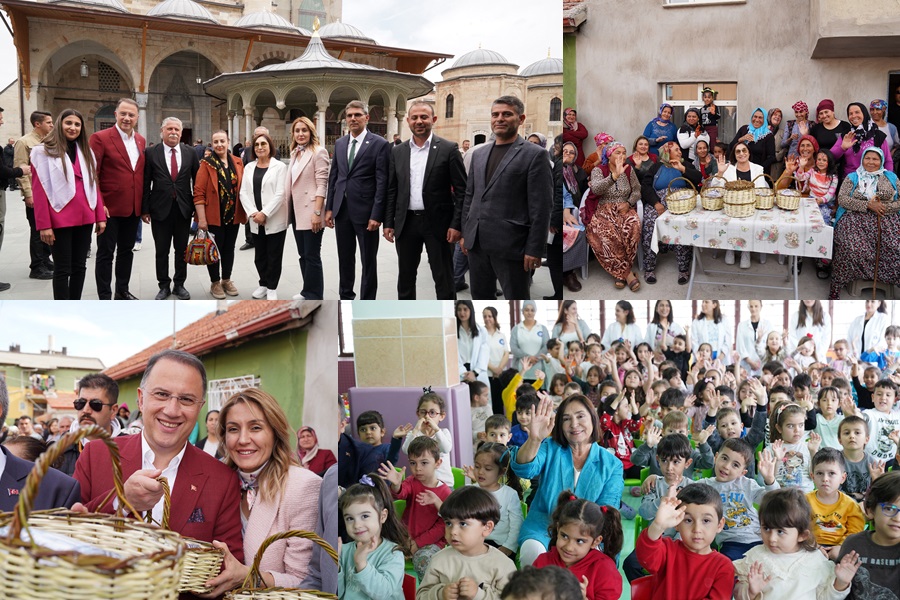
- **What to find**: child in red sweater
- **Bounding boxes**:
[636,482,735,600]
[378,436,453,579]
[533,490,623,600]
[600,390,643,478]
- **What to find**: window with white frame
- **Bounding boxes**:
[206,375,261,411]
[662,82,738,146]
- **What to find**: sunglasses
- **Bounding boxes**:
[74,398,115,412]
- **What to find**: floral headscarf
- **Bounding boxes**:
[856,147,886,200]
[658,141,680,167]
[870,99,888,112]
[594,132,614,147]
[600,142,625,166]
[791,101,809,115]
[747,107,770,142]
[657,103,674,123]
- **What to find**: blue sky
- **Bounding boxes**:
[0,301,219,368]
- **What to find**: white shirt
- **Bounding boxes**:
[347,129,367,162]
[165,143,182,174]
[140,432,188,525]
[0,445,7,475]
[201,438,220,458]
[116,124,139,170]
[408,134,432,211]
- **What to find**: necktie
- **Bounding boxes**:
[170,147,178,182]
[348,138,357,170]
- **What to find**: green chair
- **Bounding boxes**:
[394,499,406,518]
[451,466,465,489]
[640,467,650,484]
[634,439,644,448]
[634,514,648,546]
[521,501,528,519]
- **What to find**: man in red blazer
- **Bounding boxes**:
[73,349,243,562]
[89,98,145,300]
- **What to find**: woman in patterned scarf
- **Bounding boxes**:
[730,107,776,175]
[194,129,246,299]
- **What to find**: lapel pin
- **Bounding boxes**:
[8,489,18,496]
[191,484,197,492]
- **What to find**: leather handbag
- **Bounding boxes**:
[184,229,220,266]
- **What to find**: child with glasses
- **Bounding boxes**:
[401,391,454,488]
[837,471,900,600]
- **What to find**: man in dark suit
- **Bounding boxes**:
[0,377,80,511]
[73,350,243,562]
[90,98,145,300]
[325,100,390,299]
[461,95,553,299]
[384,101,466,299]
[142,117,199,300]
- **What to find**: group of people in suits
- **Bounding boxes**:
[0,349,338,597]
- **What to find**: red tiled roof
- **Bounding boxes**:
[103,300,315,381]
[563,0,587,30]
[47,390,77,411]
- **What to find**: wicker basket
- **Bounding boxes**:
[753,173,776,210]
[775,174,803,210]
[225,530,339,599]
[700,177,724,211]
[153,478,225,594]
[0,426,185,600]
[664,176,698,215]
[723,179,756,218]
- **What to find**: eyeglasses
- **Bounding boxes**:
[143,388,203,408]
[735,149,749,155]
[417,409,442,418]
[879,503,900,518]
[74,398,115,412]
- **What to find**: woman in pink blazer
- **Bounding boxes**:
[31,108,106,299]
[203,388,323,597]
[284,116,330,300]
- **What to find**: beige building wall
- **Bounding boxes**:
[526,73,564,142]
[0,80,21,141]
[576,0,900,158]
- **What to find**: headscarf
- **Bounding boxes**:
[678,108,704,134]
[529,132,547,148]
[855,147,886,200]
[657,103,674,123]
[847,102,886,153]
[870,99,888,112]
[795,134,819,157]
[657,141,680,168]
[791,101,809,115]
[562,141,580,196]
[297,426,320,468]
[594,132,614,147]
[816,99,835,114]
[768,108,782,132]
[747,107,770,142]
[564,108,578,130]
[600,142,625,166]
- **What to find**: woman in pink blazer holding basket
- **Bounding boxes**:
[32,108,106,299]
[284,116,330,300]
[202,388,322,597]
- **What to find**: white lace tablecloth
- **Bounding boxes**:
[650,196,833,259]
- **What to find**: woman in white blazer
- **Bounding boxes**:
[240,132,288,300]
[457,300,490,386]
[204,388,322,597]
[691,299,733,365]
[847,300,891,362]
[736,299,773,376]
[284,117,330,300]
[787,300,832,358]
[600,300,645,350]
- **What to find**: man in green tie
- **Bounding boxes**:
[324,100,391,299]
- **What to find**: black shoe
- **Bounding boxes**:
[29,269,53,280]
[155,287,171,300]
[114,291,139,300]
[495,288,503,297]
[239,242,253,251]
[455,281,469,292]
[0,282,9,292]
[172,285,191,300]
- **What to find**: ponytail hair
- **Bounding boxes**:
[474,441,524,500]
[547,490,623,560]
[340,473,414,557]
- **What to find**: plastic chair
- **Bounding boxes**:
[633,514,646,546]
[452,467,465,489]
[403,574,416,600]
[521,501,528,519]
[394,499,406,518]
[640,467,650,484]
[631,575,655,600]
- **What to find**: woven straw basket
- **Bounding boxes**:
[775,174,803,210]
[0,426,185,600]
[700,177,724,211]
[225,530,338,600]
[753,173,776,209]
[664,176,698,215]
[153,478,225,594]
[723,180,756,218]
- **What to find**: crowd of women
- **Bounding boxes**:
[561,95,900,298]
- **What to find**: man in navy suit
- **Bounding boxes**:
[461,96,553,299]
[0,377,80,512]
[325,100,390,299]
[142,117,199,300]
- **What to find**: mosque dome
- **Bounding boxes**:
[48,0,128,12]
[234,10,298,33]
[256,28,377,72]
[520,57,562,77]
[450,48,511,69]
[147,0,218,24]
[318,21,376,45]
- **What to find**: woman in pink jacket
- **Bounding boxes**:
[31,108,105,299]
[203,388,323,597]
[284,116,330,300]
